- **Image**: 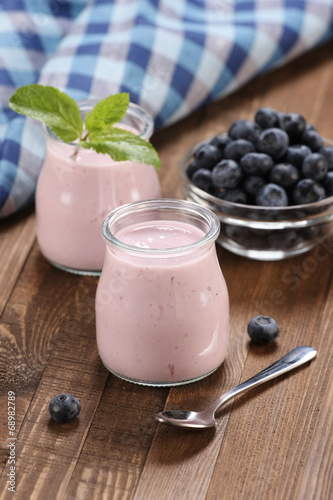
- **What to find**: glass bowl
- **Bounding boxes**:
[180,139,333,261]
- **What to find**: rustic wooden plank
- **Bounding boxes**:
[0,243,88,392]
[0,208,36,316]
[279,304,333,499]
[0,342,107,500]
[205,249,333,500]
[0,262,106,499]
[65,378,167,500]
[0,243,102,490]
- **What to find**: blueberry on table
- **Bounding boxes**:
[285,144,312,167]
[209,133,232,153]
[301,153,328,181]
[292,178,326,205]
[240,152,274,176]
[191,168,214,193]
[228,119,261,144]
[256,183,289,207]
[247,315,280,345]
[254,107,279,129]
[224,139,255,162]
[212,159,243,188]
[278,112,306,139]
[301,129,324,151]
[256,128,289,159]
[194,143,222,169]
[270,163,300,188]
[49,394,81,423]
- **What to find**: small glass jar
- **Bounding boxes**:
[35,100,161,275]
[95,199,229,386]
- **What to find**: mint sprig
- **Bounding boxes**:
[85,93,129,134]
[8,84,161,169]
[9,84,83,143]
[80,127,161,167]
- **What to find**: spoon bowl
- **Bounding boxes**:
[156,410,216,429]
[156,346,317,429]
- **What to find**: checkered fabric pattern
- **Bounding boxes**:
[1,0,333,218]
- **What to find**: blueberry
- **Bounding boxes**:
[209,133,232,154]
[247,315,279,345]
[305,123,317,132]
[191,168,215,193]
[301,129,324,151]
[256,183,288,207]
[323,171,333,196]
[254,107,279,129]
[212,159,243,188]
[292,179,326,205]
[285,144,312,167]
[217,188,247,204]
[240,152,274,176]
[268,230,300,250]
[302,153,328,181]
[186,160,200,179]
[301,225,320,241]
[270,163,300,188]
[319,145,333,170]
[256,128,289,159]
[224,224,249,244]
[194,143,222,169]
[228,119,261,144]
[49,394,81,423]
[242,175,265,197]
[224,139,255,162]
[278,112,306,140]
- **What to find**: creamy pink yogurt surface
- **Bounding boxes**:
[117,220,205,248]
[36,127,160,272]
[96,219,229,384]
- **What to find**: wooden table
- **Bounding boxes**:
[1,40,333,500]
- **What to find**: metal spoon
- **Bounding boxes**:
[156,346,317,429]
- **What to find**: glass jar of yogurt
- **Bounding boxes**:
[35,100,161,275]
[96,199,229,386]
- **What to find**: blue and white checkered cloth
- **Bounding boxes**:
[1,0,333,218]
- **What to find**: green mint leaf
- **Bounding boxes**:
[9,84,83,142]
[85,93,130,134]
[79,127,161,169]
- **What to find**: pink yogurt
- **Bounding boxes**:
[35,101,161,274]
[96,200,229,386]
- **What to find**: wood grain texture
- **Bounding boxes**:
[1,39,333,500]
[0,208,36,316]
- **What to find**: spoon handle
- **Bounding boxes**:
[211,346,317,415]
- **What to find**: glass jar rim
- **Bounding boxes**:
[42,99,154,145]
[101,199,221,256]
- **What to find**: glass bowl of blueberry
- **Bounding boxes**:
[180,107,333,260]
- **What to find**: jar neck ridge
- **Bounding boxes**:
[101,199,220,258]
